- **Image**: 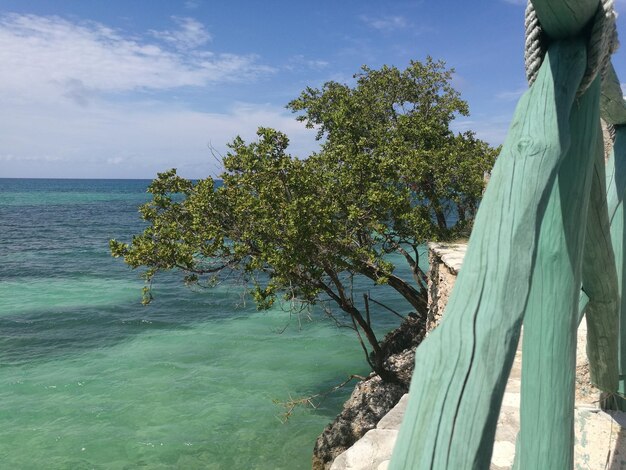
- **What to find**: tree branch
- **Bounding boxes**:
[273,374,366,423]
[367,295,407,320]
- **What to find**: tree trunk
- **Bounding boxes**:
[359,264,428,317]
[386,274,427,316]
[317,273,401,383]
[343,300,401,383]
[433,206,447,230]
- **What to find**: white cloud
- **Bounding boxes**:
[0,98,320,179]
[150,16,211,50]
[285,55,329,71]
[452,114,513,146]
[495,86,527,101]
[0,13,273,104]
[0,13,317,179]
[184,0,201,10]
[106,156,125,165]
[359,15,409,32]
[501,0,526,6]
[0,154,67,162]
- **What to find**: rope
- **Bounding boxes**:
[524,0,619,95]
[524,2,544,86]
[608,122,616,143]
[603,120,616,160]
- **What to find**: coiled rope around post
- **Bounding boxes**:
[525,0,619,94]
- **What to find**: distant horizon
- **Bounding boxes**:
[0,176,154,180]
[0,175,223,181]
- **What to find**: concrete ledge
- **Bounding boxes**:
[330,429,398,470]
[330,395,408,470]
[429,242,467,274]
[376,394,409,430]
[575,409,626,468]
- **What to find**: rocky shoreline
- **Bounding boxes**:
[311,314,426,470]
[317,243,626,470]
[311,243,460,469]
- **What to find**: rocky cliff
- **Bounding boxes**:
[311,314,425,470]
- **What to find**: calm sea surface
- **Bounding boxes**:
[0,178,412,469]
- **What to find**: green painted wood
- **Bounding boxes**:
[601,64,626,125]
[514,76,601,470]
[579,289,590,321]
[389,38,587,469]
[531,0,599,39]
[606,126,626,408]
[579,127,619,392]
[606,127,626,224]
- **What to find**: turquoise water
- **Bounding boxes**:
[0,178,411,469]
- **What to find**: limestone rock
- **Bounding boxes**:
[312,316,423,470]
[426,243,466,332]
[312,374,407,470]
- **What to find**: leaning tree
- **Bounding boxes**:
[110,59,496,382]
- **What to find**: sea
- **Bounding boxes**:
[0,178,417,469]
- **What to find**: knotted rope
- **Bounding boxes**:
[524,0,619,95]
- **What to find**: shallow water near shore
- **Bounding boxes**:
[0,178,412,469]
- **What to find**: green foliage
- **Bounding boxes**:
[110,59,496,381]
[289,58,497,235]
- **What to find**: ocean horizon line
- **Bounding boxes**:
[0,176,222,182]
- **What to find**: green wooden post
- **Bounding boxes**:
[579,131,619,392]
[514,76,601,469]
[607,127,626,408]
[590,62,626,408]
[389,39,587,469]
[577,63,626,402]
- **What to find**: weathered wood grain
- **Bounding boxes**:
[606,127,626,224]
[579,125,619,393]
[515,76,601,470]
[389,39,587,469]
[606,125,626,408]
[531,0,599,39]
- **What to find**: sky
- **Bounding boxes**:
[0,0,624,179]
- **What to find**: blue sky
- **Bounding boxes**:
[0,0,624,179]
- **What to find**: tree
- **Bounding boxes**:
[110,59,497,382]
[288,58,496,233]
